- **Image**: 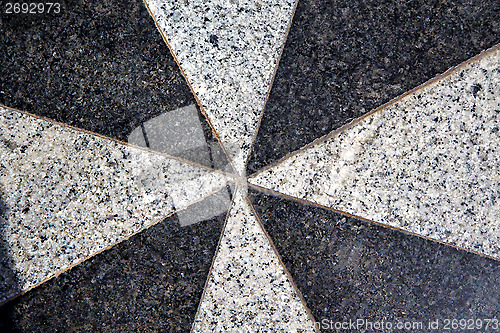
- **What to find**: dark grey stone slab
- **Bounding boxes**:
[0,0,229,169]
[247,0,500,174]
[249,189,500,332]
[0,189,231,333]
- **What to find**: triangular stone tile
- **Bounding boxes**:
[144,0,297,174]
[0,106,230,303]
[0,188,232,332]
[249,189,500,331]
[250,48,500,259]
[192,188,317,332]
[247,0,500,174]
[0,0,230,170]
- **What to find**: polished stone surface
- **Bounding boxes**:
[1,0,499,330]
[248,0,500,174]
[192,188,316,332]
[145,0,296,173]
[0,106,230,303]
[249,189,500,332]
[250,48,500,259]
[0,189,230,332]
[0,0,228,169]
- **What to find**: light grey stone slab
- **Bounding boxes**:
[250,48,500,259]
[177,186,232,227]
[144,0,297,174]
[192,187,317,332]
[0,107,230,303]
[128,104,212,166]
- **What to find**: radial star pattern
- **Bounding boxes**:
[0,0,499,331]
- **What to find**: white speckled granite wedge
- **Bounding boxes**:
[192,187,317,332]
[250,48,500,260]
[0,107,231,303]
[144,0,297,174]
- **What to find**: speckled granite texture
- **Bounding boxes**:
[192,188,317,332]
[250,48,500,259]
[249,189,500,333]
[145,0,296,174]
[0,190,230,332]
[247,0,500,174]
[0,106,230,303]
[0,0,228,169]
[1,0,500,329]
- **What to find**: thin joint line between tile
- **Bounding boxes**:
[0,103,236,179]
[0,184,232,308]
[247,43,500,180]
[243,0,301,171]
[244,194,321,332]
[141,0,240,177]
[247,182,500,263]
[189,184,239,333]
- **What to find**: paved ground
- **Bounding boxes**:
[0,0,499,331]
